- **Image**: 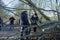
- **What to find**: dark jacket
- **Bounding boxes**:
[9,17,15,24]
[0,18,3,24]
[0,18,3,27]
[30,14,39,25]
[21,12,29,25]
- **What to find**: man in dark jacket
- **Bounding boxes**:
[20,11,30,40]
[30,13,39,32]
[21,11,30,25]
[0,17,3,30]
[9,16,15,25]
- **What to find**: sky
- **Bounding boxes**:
[2,0,60,17]
[2,0,60,7]
[2,0,19,7]
[2,0,20,16]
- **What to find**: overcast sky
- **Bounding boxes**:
[2,0,60,17]
[2,0,19,7]
[2,0,19,16]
